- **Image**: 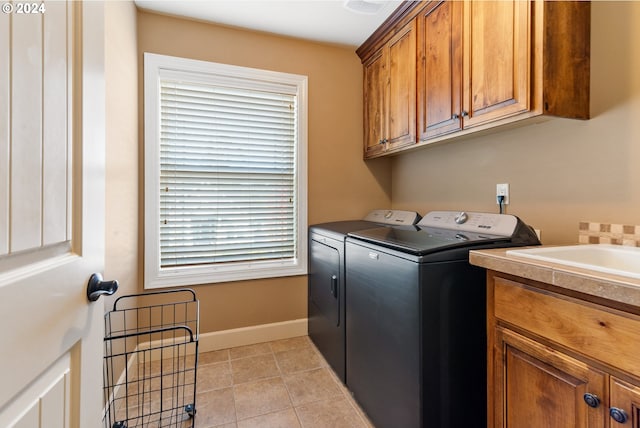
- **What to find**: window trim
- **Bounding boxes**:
[143,52,308,289]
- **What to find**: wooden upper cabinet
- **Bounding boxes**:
[386,20,416,152]
[359,0,590,158]
[417,0,532,138]
[539,1,591,119]
[363,49,387,158]
[363,18,417,158]
[462,0,531,128]
[417,1,462,140]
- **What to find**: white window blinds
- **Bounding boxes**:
[144,53,308,288]
[160,81,296,267]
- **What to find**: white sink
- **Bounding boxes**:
[506,244,640,280]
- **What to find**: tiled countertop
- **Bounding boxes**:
[469,246,640,308]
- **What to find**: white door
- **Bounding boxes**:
[0,1,106,427]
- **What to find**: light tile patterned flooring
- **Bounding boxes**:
[193,335,374,428]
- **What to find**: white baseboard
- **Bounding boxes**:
[198,318,308,353]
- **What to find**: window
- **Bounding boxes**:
[144,53,308,289]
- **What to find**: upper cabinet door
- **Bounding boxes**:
[462,0,531,128]
[386,19,416,152]
[417,1,462,140]
[363,49,388,158]
[363,18,417,158]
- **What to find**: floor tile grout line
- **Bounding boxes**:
[230,382,239,427]
[196,336,373,428]
[273,345,306,428]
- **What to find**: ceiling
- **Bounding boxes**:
[134,0,404,47]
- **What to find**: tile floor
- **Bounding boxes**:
[192,335,374,428]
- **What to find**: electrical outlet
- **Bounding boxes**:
[534,229,542,241]
[496,183,509,205]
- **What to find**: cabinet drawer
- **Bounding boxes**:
[494,277,640,378]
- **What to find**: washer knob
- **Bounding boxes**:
[454,212,468,224]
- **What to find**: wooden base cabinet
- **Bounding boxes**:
[489,273,640,428]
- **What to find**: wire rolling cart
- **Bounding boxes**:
[103,289,199,428]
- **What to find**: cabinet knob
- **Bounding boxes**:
[583,393,600,408]
[610,407,628,424]
[452,113,460,120]
[461,111,469,118]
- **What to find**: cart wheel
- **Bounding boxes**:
[185,403,196,417]
[112,422,126,428]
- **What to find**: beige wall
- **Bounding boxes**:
[104,2,636,335]
[391,1,640,245]
[105,1,140,307]
[126,10,391,333]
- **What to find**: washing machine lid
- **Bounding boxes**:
[348,225,509,255]
[347,211,538,255]
[309,210,421,241]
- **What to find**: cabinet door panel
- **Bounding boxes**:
[363,50,387,158]
[387,19,416,151]
[611,377,640,427]
[417,1,462,140]
[463,0,530,127]
[496,328,606,428]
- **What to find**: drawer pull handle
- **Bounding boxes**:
[610,407,628,424]
[583,393,600,408]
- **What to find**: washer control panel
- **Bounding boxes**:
[363,210,421,226]
[418,211,518,236]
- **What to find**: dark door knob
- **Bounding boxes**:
[610,407,628,424]
[583,393,600,408]
[87,273,119,302]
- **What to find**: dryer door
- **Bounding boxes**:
[308,237,345,381]
[309,239,341,327]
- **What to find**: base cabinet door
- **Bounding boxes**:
[610,377,640,427]
[495,327,607,428]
